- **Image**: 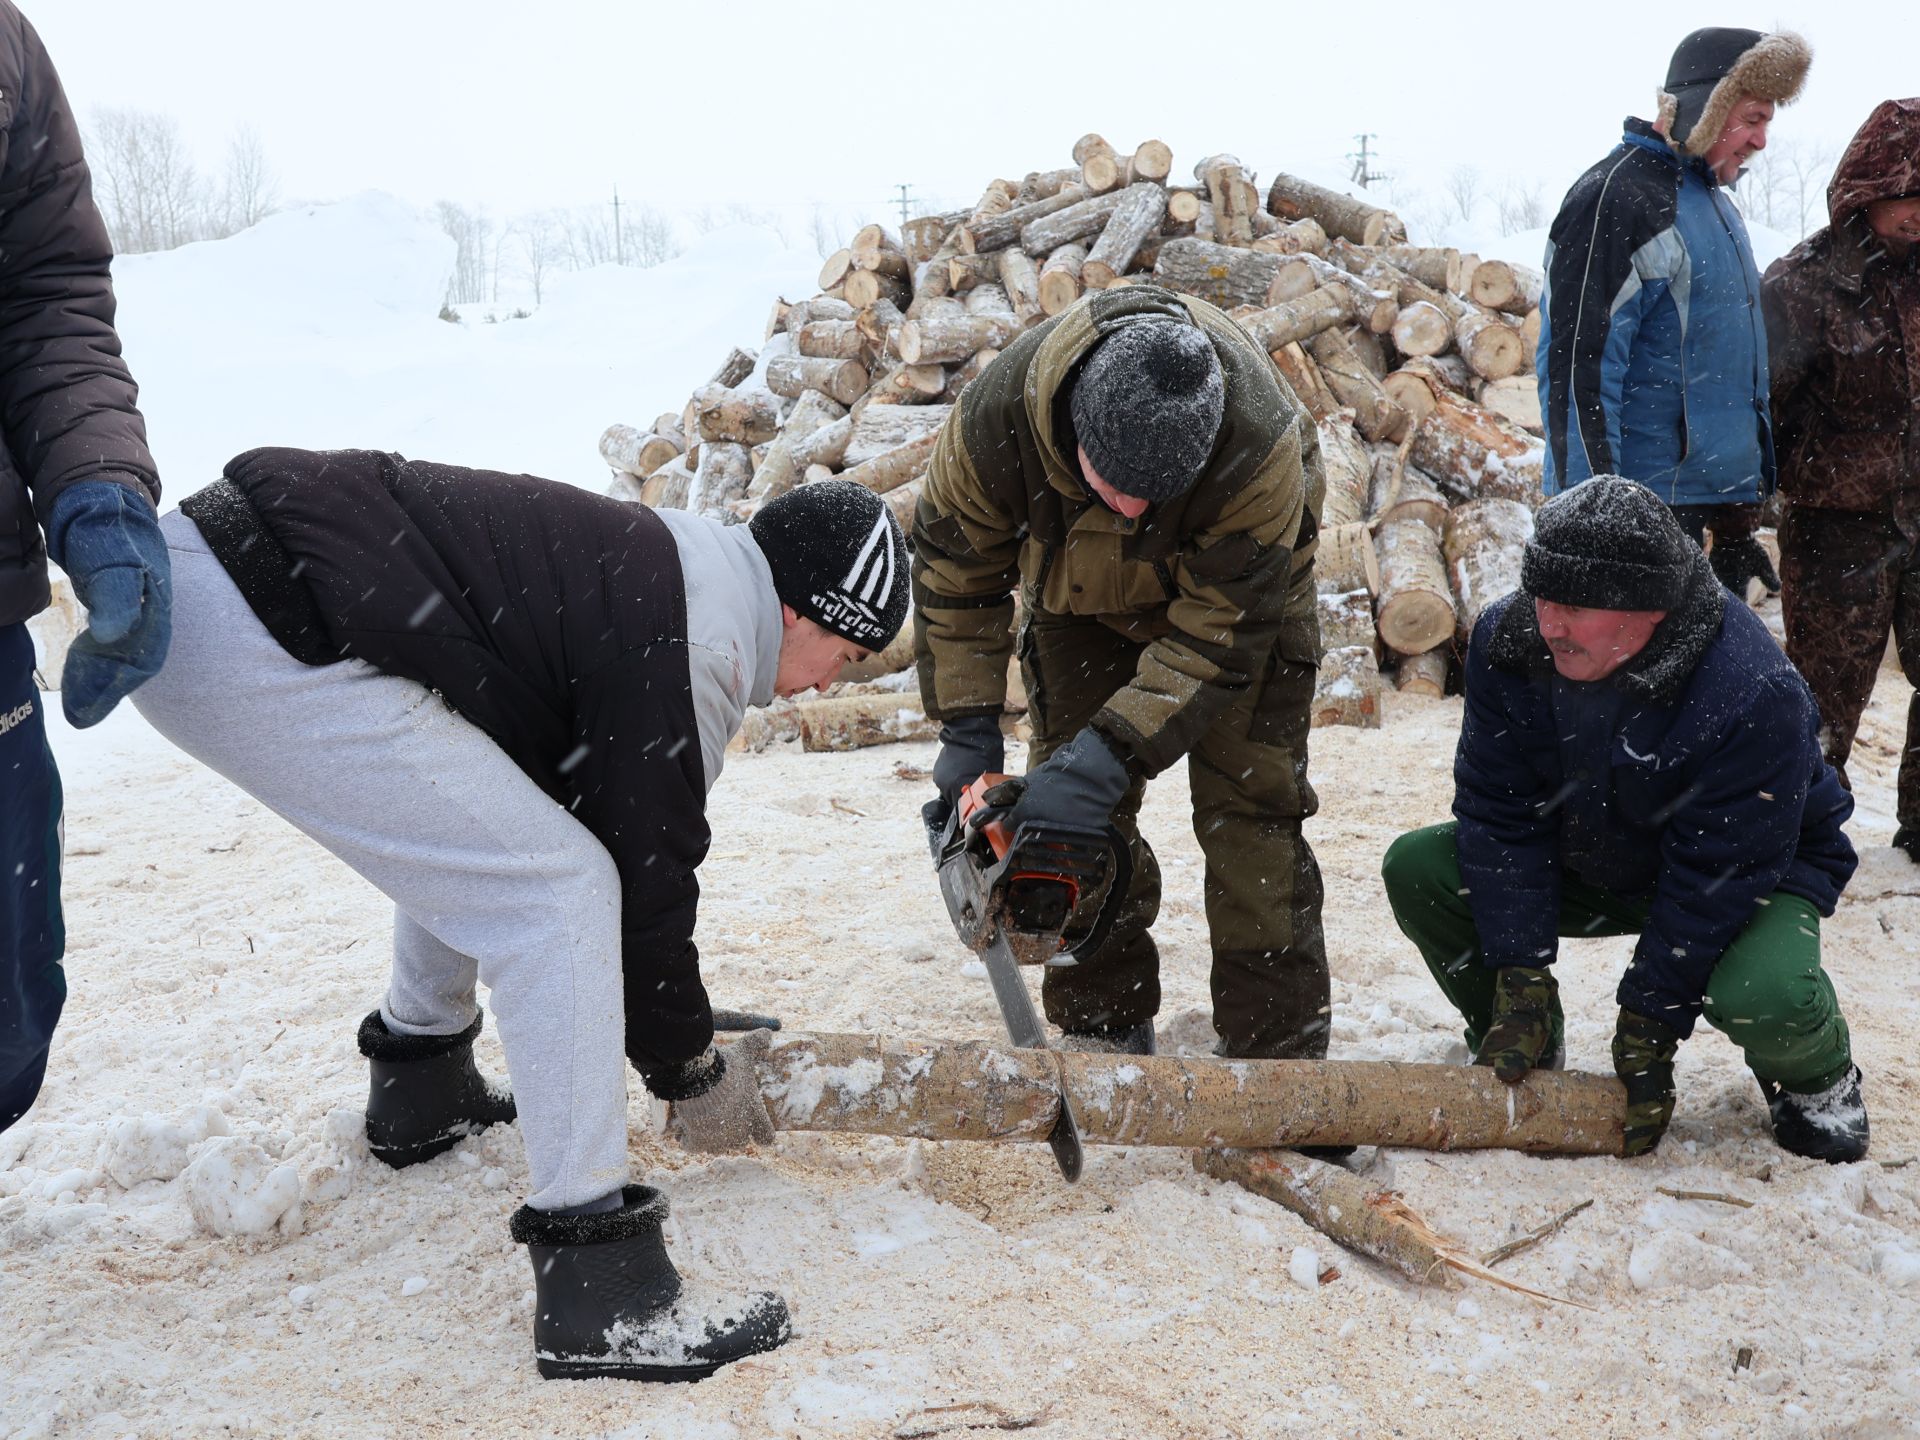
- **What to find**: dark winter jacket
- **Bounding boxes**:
[0,2,159,627]
[1762,98,1920,527]
[1536,118,1774,507]
[912,284,1324,777]
[1452,558,1856,1034]
[180,448,779,1081]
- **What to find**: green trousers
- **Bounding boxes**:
[1381,823,1853,1091]
[1023,611,1328,1059]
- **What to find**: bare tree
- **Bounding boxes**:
[218,125,279,235]
[626,203,678,267]
[1743,138,1837,239]
[513,211,560,303]
[1497,180,1547,237]
[435,200,493,306]
[810,204,849,260]
[1444,165,1483,226]
[88,107,204,253]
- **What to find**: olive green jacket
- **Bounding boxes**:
[912,285,1325,776]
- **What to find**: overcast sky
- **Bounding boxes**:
[35,0,1914,231]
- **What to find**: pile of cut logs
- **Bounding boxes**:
[597,137,1549,748]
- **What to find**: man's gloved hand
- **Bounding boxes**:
[1611,1008,1682,1157]
[980,725,1131,836]
[45,481,171,728]
[932,714,1005,802]
[1474,965,1558,1083]
[666,1030,776,1153]
[1708,536,1781,598]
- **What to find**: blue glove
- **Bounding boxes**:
[983,726,1132,836]
[45,481,172,728]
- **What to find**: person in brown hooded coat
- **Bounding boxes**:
[1763,98,1920,863]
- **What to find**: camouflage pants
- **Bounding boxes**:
[1020,611,1329,1059]
[1779,506,1920,828]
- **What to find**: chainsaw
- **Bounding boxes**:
[925,773,1131,1182]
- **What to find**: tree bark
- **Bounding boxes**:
[796,318,868,361]
[1394,647,1450,698]
[785,296,856,333]
[902,215,955,265]
[1374,512,1455,656]
[1317,412,1372,528]
[1315,520,1380,596]
[639,455,694,510]
[1444,498,1535,635]
[1194,153,1261,246]
[1016,167,1081,204]
[1474,375,1543,436]
[690,441,753,520]
[1265,172,1407,246]
[708,346,758,388]
[846,267,911,311]
[1269,342,1340,421]
[961,184,1090,254]
[767,353,870,406]
[1370,453,1449,532]
[1235,289,1351,355]
[599,424,682,478]
[899,313,1019,365]
[1038,243,1087,315]
[844,403,953,467]
[795,696,937,752]
[1081,182,1168,288]
[997,248,1044,327]
[1391,300,1452,358]
[838,433,939,495]
[1291,254,1398,334]
[1468,259,1544,315]
[1410,390,1545,506]
[912,180,1018,316]
[1317,588,1377,651]
[1375,245,1466,293]
[1307,327,1407,442]
[1312,644,1382,728]
[692,382,782,445]
[790,412,854,471]
[745,1032,1626,1155]
[1151,237,1294,309]
[1019,188,1131,257]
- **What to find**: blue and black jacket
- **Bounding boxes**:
[1536,118,1775,506]
[1451,560,1855,1034]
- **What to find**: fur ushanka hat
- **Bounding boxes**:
[1656,27,1812,157]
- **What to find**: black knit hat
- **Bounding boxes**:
[1069,318,1225,503]
[1521,477,1696,611]
[1658,27,1811,156]
[749,479,909,649]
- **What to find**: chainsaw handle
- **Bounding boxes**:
[957,771,1017,858]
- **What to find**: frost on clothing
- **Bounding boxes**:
[1451,562,1855,1034]
[1536,118,1774,506]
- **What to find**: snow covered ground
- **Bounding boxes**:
[5,199,1920,1440]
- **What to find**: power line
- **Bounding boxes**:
[1347,134,1387,190]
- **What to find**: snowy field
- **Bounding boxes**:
[4,199,1919,1440]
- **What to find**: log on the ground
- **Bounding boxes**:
[839,433,938,495]
[1410,390,1545,506]
[795,695,937,752]
[945,251,1002,293]
[1315,520,1380,596]
[1081,182,1168,289]
[1382,356,1473,429]
[1307,327,1407,442]
[1394,647,1450,697]
[1265,172,1406,246]
[1469,259,1543,316]
[693,383,782,445]
[1038,243,1087,315]
[1444,498,1535,635]
[1374,512,1454,656]
[899,312,1017,365]
[1312,644,1382,728]
[961,184,1090,254]
[1019,187,1131,256]
[839,626,917,683]
[1152,237,1296,310]
[1317,412,1372,529]
[1317,588,1377,653]
[1196,1149,1458,1287]
[767,353,869,406]
[746,1032,1625,1154]
[844,403,952,467]
[1475,375,1543,436]
[1370,451,1449,531]
[599,424,682,477]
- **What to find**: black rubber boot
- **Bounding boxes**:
[1893,825,1920,865]
[357,1011,517,1168]
[1758,1065,1870,1164]
[509,1185,792,1382]
[1059,1020,1157,1056]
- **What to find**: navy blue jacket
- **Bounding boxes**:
[1537,119,1774,507]
[1452,559,1855,1034]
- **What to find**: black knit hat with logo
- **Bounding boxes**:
[749,479,909,649]
[1069,318,1226,503]
[1521,477,1696,611]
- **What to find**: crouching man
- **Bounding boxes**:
[1382,477,1868,1162]
[131,449,906,1380]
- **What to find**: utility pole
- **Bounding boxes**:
[611,185,624,265]
[894,183,915,228]
[1347,134,1386,190]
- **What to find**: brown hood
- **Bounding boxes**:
[1827,97,1920,227]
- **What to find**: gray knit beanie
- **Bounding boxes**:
[1521,477,1696,611]
[1069,319,1225,503]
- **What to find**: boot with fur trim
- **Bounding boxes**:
[510,1185,792,1382]
[357,1010,517,1168]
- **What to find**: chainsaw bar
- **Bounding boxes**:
[977,931,1085,1182]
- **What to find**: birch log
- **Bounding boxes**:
[708,347,758,388]
[1151,237,1295,309]
[1411,391,1545,506]
[1241,288,1353,354]
[1315,521,1380,596]
[639,455,694,510]
[1312,645,1383,728]
[1081,183,1168,289]
[690,441,753,519]
[1469,259,1544,315]
[1038,243,1088,315]
[1394,648,1450,697]
[1307,327,1407,442]
[599,424,682,477]
[693,383,782,445]
[1270,343,1340,421]
[997,249,1044,326]
[899,313,1018,365]
[1265,172,1406,246]
[796,696,937,752]
[1317,413,1372,528]
[767,354,869,406]
[1318,588,1377,651]
[844,404,952,466]
[1020,188,1132,256]
[1374,513,1454,656]
[1444,498,1536,634]
[837,433,938,495]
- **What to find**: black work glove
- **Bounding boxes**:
[1708,536,1781,598]
[981,726,1131,836]
[1611,1008,1683,1157]
[1474,965,1558,1083]
[932,714,1006,802]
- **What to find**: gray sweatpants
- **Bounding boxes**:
[133,512,628,1211]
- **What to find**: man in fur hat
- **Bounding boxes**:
[1536,27,1813,596]
[1381,478,1868,1164]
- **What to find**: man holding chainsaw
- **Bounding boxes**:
[914,284,1330,1061]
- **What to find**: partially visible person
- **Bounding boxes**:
[1764,98,1920,864]
[1382,479,1867,1164]
[1536,26,1810,590]
[133,452,907,1381]
[1,1,169,1133]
